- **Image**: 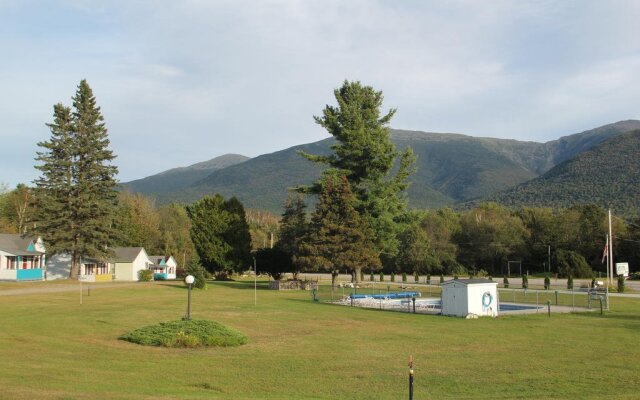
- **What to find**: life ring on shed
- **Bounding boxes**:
[482,291,493,309]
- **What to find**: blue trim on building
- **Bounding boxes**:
[17,269,44,281]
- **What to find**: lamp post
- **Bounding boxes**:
[185,275,195,320]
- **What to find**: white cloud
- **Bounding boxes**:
[1,0,640,186]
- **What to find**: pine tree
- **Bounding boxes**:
[299,80,415,261]
[298,173,380,283]
[33,81,118,278]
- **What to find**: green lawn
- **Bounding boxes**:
[1,280,639,399]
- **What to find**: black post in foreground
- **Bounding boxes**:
[185,275,195,320]
[547,300,551,318]
[408,355,414,400]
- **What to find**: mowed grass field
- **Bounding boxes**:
[1,280,639,399]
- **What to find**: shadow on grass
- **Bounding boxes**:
[210,280,271,291]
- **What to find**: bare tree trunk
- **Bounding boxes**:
[70,249,80,279]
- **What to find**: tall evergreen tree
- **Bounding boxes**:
[298,174,380,284]
[33,81,118,278]
[299,80,415,261]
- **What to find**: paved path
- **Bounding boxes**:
[0,281,149,296]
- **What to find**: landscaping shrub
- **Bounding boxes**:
[618,275,625,293]
[138,269,153,282]
[544,275,550,290]
[120,319,248,348]
[439,274,444,284]
[379,271,384,282]
[567,275,574,290]
[370,272,374,282]
[186,259,208,289]
[555,249,593,278]
[414,272,419,283]
[503,277,509,288]
[391,273,395,282]
[402,272,407,282]
[426,274,431,284]
[522,274,528,289]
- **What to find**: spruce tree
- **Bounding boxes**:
[33,80,118,278]
[298,173,380,283]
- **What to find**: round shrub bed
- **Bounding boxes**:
[119,319,248,348]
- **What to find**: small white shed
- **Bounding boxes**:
[441,279,499,317]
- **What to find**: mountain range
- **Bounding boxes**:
[121,120,640,214]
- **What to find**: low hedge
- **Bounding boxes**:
[120,319,248,348]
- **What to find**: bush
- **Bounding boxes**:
[522,275,528,289]
[119,319,248,348]
[567,275,574,290]
[544,275,551,290]
[439,274,444,284]
[426,274,431,284]
[186,260,208,289]
[618,275,625,293]
[138,269,153,282]
[555,249,593,278]
[391,273,395,282]
[370,272,374,282]
[379,271,384,282]
[402,272,407,282]
[503,277,509,288]
[414,272,419,283]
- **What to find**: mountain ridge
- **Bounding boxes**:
[121,120,640,212]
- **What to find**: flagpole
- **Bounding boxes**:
[608,209,613,285]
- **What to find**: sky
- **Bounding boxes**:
[1,0,640,187]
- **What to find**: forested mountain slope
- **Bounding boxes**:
[487,131,640,215]
[122,121,640,213]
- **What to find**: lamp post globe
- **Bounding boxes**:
[185,275,195,320]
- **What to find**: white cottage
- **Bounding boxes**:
[46,253,112,281]
[147,255,178,280]
[112,247,153,281]
[441,279,499,317]
[0,234,46,281]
